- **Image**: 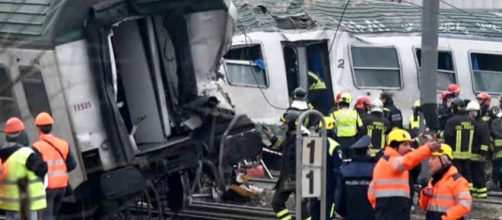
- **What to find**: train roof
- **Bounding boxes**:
[0,0,231,49]
[233,0,502,40]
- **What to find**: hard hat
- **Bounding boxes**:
[440,91,453,101]
[450,98,465,112]
[339,92,352,104]
[489,106,501,118]
[432,143,453,160]
[387,128,412,145]
[350,136,371,149]
[35,112,54,126]
[371,99,383,113]
[476,92,491,106]
[5,117,25,134]
[413,100,420,109]
[355,97,371,110]
[466,101,480,111]
[292,87,307,101]
[447,84,461,94]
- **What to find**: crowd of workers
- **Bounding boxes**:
[269,83,502,220]
[0,113,75,220]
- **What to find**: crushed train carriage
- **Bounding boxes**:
[219,0,502,126]
[0,0,265,218]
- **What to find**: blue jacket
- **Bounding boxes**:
[335,155,375,220]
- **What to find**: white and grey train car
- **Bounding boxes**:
[220,0,502,126]
[0,0,264,218]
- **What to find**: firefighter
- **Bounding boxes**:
[409,100,426,139]
[355,96,371,121]
[419,144,472,220]
[380,92,403,129]
[368,129,441,220]
[330,92,363,159]
[272,111,303,220]
[489,106,502,189]
[309,137,342,220]
[362,99,390,157]
[444,98,474,186]
[307,71,329,113]
[32,112,77,220]
[0,117,47,220]
[447,83,462,98]
[466,101,490,198]
[438,90,454,134]
[477,92,492,123]
[335,136,375,220]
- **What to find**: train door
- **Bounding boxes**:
[282,40,334,114]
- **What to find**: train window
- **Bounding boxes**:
[350,46,401,88]
[20,66,52,117]
[415,49,456,90]
[471,53,502,93]
[0,66,21,124]
[224,45,268,87]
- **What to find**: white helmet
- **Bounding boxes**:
[466,101,480,111]
[371,99,384,113]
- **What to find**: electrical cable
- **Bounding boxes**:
[328,0,352,56]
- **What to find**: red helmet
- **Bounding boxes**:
[440,91,453,101]
[355,97,371,110]
[5,117,25,134]
[447,84,461,94]
[477,92,491,106]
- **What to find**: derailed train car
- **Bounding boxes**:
[0,0,263,218]
[220,0,502,126]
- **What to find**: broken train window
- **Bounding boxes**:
[223,44,268,87]
[415,49,456,90]
[20,66,52,117]
[350,46,401,88]
[0,66,21,124]
[471,52,502,93]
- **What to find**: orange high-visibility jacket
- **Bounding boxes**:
[33,134,69,189]
[368,145,432,219]
[419,166,472,220]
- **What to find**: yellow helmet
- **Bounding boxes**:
[387,128,412,145]
[413,100,420,109]
[339,92,352,104]
[432,144,453,160]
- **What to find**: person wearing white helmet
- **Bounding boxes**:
[361,99,390,157]
[466,100,491,198]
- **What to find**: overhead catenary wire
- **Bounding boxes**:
[327,0,352,56]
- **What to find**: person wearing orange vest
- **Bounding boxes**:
[1,117,47,220]
[368,129,441,220]
[32,112,76,220]
[419,144,472,220]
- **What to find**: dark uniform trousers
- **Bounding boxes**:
[493,159,502,188]
[471,161,487,197]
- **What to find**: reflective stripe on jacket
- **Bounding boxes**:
[33,134,69,189]
[308,71,327,91]
[332,109,362,137]
[368,146,432,220]
[0,147,46,211]
[419,166,472,220]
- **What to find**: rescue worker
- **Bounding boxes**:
[0,117,47,220]
[477,92,492,123]
[307,71,328,113]
[444,98,474,185]
[355,96,371,121]
[272,111,302,220]
[380,92,403,129]
[32,112,77,220]
[409,100,426,139]
[489,106,502,189]
[466,101,490,198]
[438,90,454,133]
[329,92,363,159]
[447,84,461,98]
[419,144,472,220]
[309,138,342,220]
[335,136,375,220]
[367,128,441,220]
[362,99,390,157]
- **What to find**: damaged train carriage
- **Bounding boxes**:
[221,0,502,127]
[0,0,262,218]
